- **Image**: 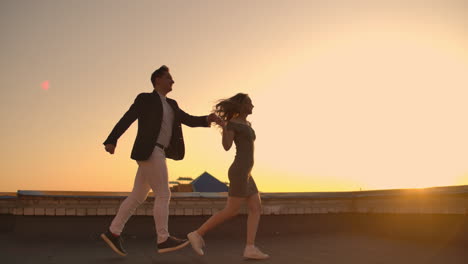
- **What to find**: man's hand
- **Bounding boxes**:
[105,144,116,154]
[207,113,224,126]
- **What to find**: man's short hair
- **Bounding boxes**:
[151,65,169,87]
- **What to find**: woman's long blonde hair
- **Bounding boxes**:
[213,93,250,121]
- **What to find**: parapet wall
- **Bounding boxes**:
[1,185,467,216]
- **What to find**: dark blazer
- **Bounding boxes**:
[103,90,209,161]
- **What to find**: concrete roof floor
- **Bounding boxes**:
[1,214,467,264]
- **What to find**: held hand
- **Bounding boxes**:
[207,113,224,126]
[105,144,116,154]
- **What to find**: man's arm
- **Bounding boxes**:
[103,94,144,152]
[178,108,210,127]
[178,104,224,127]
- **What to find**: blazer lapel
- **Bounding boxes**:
[166,98,178,115]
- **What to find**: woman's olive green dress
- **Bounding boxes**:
[226,122,259,197]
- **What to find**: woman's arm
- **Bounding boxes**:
[222,124,235,151]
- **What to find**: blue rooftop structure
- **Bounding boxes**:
[191,172,228,192]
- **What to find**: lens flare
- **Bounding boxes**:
[41,81,49,90]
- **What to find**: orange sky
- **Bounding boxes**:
[1,0,468,192]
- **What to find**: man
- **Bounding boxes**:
[100,65,222,256]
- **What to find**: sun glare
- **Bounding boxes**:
[253,21,468,191]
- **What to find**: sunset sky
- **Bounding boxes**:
[1,0,468,193]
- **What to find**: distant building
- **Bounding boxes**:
[170,172,228,192]
[191,172,229,192]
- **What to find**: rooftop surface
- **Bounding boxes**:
[1,186,468,263]
[1,214,467,264]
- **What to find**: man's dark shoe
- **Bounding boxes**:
[101,230,127,256]
[157,236,190,253]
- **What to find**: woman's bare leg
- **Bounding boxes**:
[196,196,244,236]
[246,193,262,245]
[243,193,269,259]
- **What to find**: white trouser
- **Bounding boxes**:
[109,146,171,243]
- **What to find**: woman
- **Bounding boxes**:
[187,93,269,260]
